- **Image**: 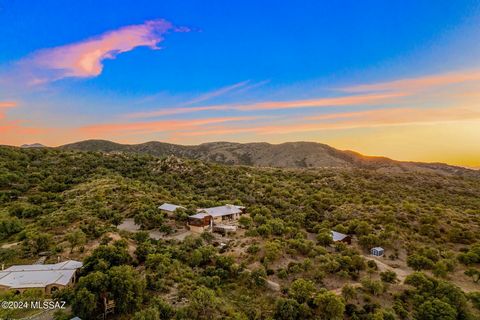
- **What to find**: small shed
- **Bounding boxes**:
[371,247,384,257]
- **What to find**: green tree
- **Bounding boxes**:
[187,287,219,320]
[72,287,97,319]
[249,267,267,287]
[313,290,345,320]
[289,279,316,303]
[274,298,302,320]
[133,307,160,320]
[361,278,384,296]
[464,268,480,283]
[24,232,52,254]
[264,240,282,263]
[108,265,146,314]
[238,215,253,228]
[468,292,480,310]
[407,254,434,271]
[66,229,86,253]
[380,270,397,283]
[416,298,457,320]
[316,231,333,246]
[341,284,357,302]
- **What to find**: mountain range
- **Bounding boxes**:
[58,139,475,175]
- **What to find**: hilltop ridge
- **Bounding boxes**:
[59,139,473,175]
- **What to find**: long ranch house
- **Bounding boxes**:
[0,260,82,295]
[188,204,246,233]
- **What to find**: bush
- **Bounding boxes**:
[289,278,316,303]
[380,270,397,283]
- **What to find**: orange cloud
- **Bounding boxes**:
[0,119,49,138]
[172,106,480,138]
[0,101,17,120]
[127,92,406,119]
[80,116,258,136]
[23,19,179,82]
[0,101,17,108]
[234,93,406,111]
[343,70,480,93]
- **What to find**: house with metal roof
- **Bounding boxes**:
[158,203,186,216]
[188,204,245,233]
[0,260,82,295]
[331,231,352,244]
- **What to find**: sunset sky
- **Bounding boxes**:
[1,1,479,167]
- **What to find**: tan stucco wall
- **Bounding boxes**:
[189,225,207,233]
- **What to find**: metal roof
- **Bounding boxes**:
[196,204,244,217]
[371,247,384,251]
[331,231,349,241]
[4,260,82,272]
[0,260,82,289]
[158,203,186,212]
[189,212,209,219]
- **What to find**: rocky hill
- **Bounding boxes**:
[60,139,475,175]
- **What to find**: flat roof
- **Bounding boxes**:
[196,204,244,218]
[0,260,82,289]
[158,203,186,212]
[4,260,82,272]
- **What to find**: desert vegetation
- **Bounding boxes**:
[0,146,479,319]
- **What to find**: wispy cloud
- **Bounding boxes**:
[128,80,266,118]
[233,92,406,111]
[126,92,405,119]
[127,105,232,118]
[0,101,17,108]
[183,81,250,105]
[342,69,480,93]
[0,121,48,135]
[0,101,17,120]
[79,116,258,136]
[17,19,184,84]
[171,105,480,138]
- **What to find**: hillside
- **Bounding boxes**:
[0,147,479,319]
[60,139,474,175]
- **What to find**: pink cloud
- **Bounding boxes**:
[0,101,17,120]
[233,92,406,111]
[23,19,179,82]
[79,116,258,136]
[0,101,17,108]
[171,106,480,138]
[126,92,406,119]
[342,70,480,93]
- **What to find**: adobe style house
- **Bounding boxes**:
[158,203,186,217]
[188,204,246,233]
[331,231,352,244]
[0,260,82,295]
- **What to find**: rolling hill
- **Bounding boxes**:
[59,139,474,175]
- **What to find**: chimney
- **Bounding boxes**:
[1,264,4,271]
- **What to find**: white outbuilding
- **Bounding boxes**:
[370,247,385,257]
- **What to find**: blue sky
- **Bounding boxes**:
[0,1,479,166]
